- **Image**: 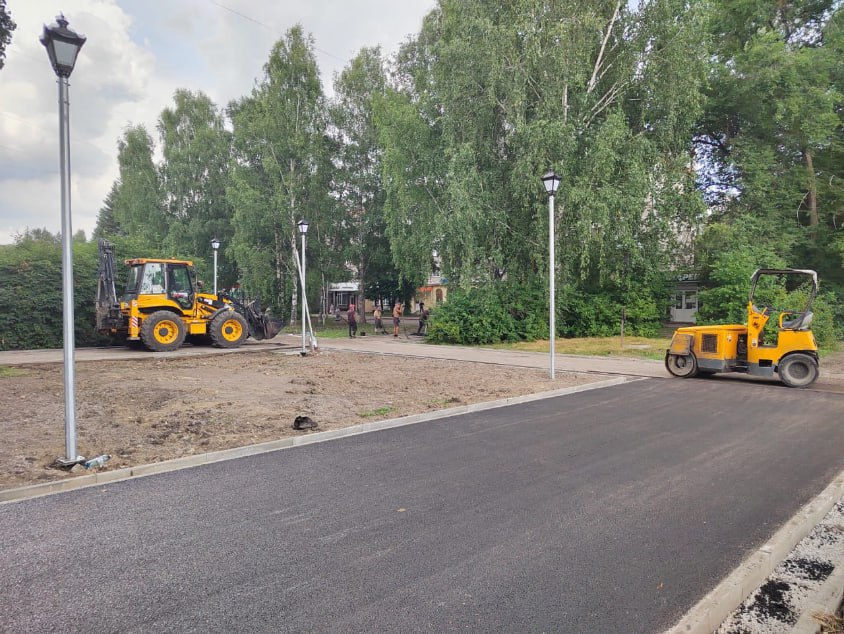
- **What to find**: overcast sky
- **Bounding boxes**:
[0,0,436,245]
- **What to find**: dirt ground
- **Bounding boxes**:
[4,346,844,492]
[0,350,601,490]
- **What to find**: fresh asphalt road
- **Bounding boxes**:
[2,377,844,633]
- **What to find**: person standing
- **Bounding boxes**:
[373,306,383,334]
[416,302,429,335]
[392,302,403,337]
[348,302,357,338]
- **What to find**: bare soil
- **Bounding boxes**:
[0,350,599,490]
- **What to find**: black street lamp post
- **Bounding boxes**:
[297,220,309,354]
[41,14,86,464]
[541,170,562,380]
[211,237,221,295]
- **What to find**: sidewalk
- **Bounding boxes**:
[317,333,671,378]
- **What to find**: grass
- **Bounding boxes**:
[489,336,672,360]
[0,365,26,378]
[359,405,395,418]
[283,316,397,340]
[815,610,844,633]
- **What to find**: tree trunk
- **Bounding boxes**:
[358,259,367,323]
[802,148,819,231]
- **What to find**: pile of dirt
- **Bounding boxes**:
[1,350,598,490]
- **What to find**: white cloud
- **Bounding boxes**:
[0,0,435,244]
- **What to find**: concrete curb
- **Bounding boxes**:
[0,376,634,505]
[791,556,844,633]
[665,469,844,633]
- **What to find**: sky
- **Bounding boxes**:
[0,0,436,245]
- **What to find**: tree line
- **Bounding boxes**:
[1,0,842,351]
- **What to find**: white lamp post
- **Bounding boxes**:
[297,220,309,354]
[541,170,562,380]
[41,14,86,464]
[210,237,220,295]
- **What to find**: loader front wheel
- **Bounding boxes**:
[665,352,698,378]
[209,311,249,348]
[778,353,819,388]
[140,311,186,352]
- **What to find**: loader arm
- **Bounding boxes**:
[96,239,123,333]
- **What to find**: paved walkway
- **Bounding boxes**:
[318,333,671,378]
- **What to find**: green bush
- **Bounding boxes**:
[427,285,519,344]
[0,231,105,351]
[557,284,663,338]
[427,278,665,344]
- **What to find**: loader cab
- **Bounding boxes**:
[123,258,196,312]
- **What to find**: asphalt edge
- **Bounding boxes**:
[0,375,634,505]
[665,468,844,634]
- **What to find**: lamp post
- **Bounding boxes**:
[41,14,86,464]
[541,170,562,380]
[210,237,220,295]
[297,220,309,354]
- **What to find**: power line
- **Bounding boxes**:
[205,0,349,64]
[0,110,110,154]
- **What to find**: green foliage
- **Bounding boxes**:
[227,25,329,320]
[0,231,104,351]
[426,276,665,344]
[427,285,519,345]
[332,47,392,309]
[158,90,236,287]
[695,218,789,324]
[557,282,665,338]
[111,125,167,250]
[0,0,16,71]
[697,0,844,297]
[377,0,709,310]
[15,0,833,357]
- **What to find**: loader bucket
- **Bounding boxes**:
[239,299,283,340]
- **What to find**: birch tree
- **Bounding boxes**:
[377,0,708,320]
[227,25,329,319]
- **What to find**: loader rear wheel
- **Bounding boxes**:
[665,352,698,378]
[209,311,249,348]
[140,311,186,352]
[778,353,819,388]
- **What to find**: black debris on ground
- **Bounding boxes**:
[743,580,796,624]
[781,557,835,582]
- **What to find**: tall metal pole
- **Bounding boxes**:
[213,249,218,295]
[549,192,555,380]
[58,75,77,459]
[301,231,307,353]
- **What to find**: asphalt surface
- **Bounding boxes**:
[2,378,843,632]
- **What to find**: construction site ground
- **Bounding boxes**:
[0,340,599,490]
[2,335,843,491]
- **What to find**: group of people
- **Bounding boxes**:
[342,301,428,338]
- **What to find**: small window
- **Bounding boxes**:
[685,292,697,310]
[140,263,165,294]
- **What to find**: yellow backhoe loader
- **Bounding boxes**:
[665,268,820,388]
[95,240,282,352]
